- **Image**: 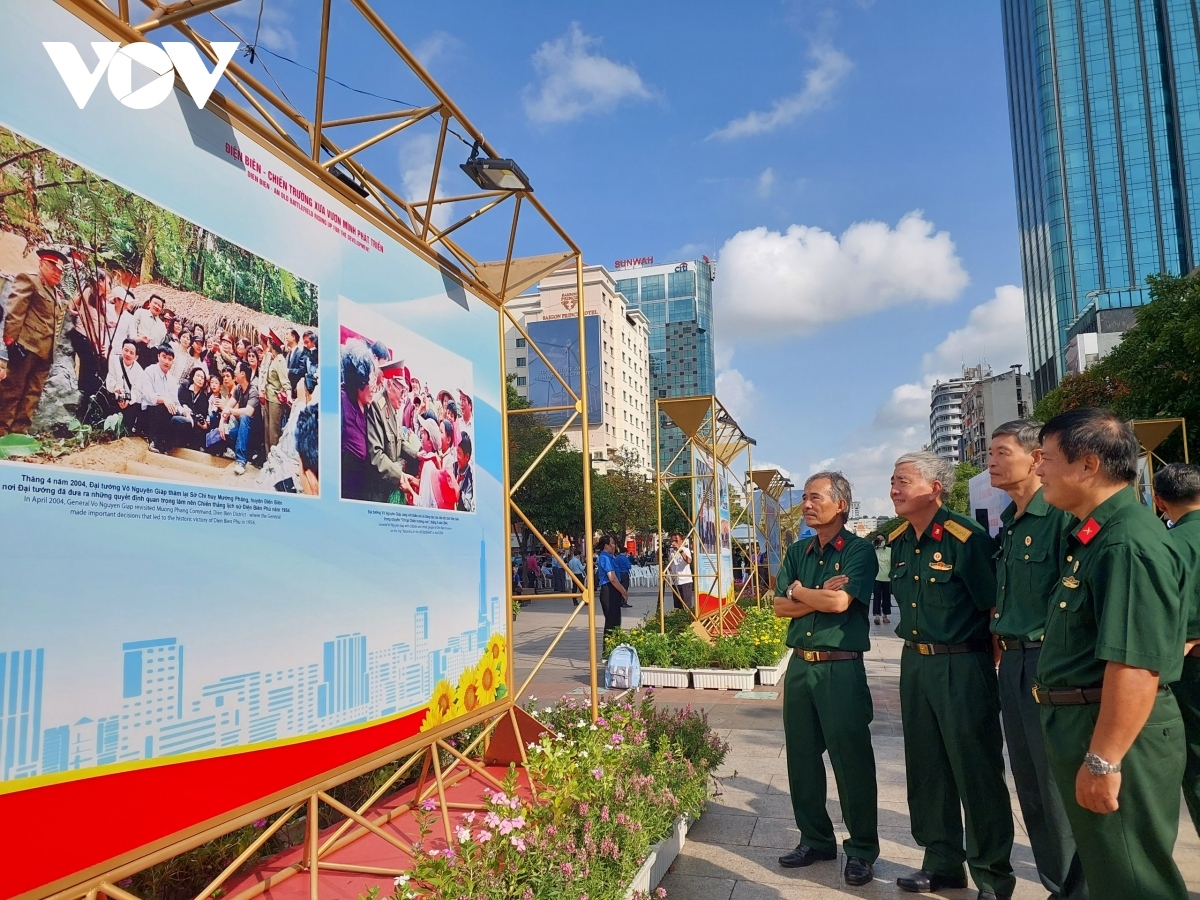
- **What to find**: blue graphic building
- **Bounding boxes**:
[4,540,502,782]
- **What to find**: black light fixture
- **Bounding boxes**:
[460,141,533,192]
[331,165,369,198]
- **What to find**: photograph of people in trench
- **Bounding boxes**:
[0,125,319,494]
[338,298,475,512]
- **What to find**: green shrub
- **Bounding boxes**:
[670,630,712,669]
[709,634,753,670]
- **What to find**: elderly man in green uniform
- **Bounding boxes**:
[889,450,1014,899]
[1035,408,1187,900]
[773,471,879,887]
[0,246,68,436]
[988,420,1086,900]
[1154,462,1200,839]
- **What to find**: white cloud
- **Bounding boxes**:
[714,211,969,340]
[523,24,653,124]
[413,31,461,68]
[716,368,756,422]
[710,43,851,140]
[398,134,455,231]
[802,286,1028,515]
[756,167,776,198]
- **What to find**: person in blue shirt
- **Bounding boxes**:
[615,547,634,608]
[596,535,627,645]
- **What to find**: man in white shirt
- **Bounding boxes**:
[138,345,179,453]
[107,289,135,357]
[106,338,144,431]
[131,294,167,368]
[666,532,694,610]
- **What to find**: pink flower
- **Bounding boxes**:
[462,811,477,824]
[421,798,437,812]
[455,825,472,843]
[511,835,527,851]
[484,811,502,828]
[611,733,624,745]
[478,829,493,843]
[591,768,604,780]
[252,819,267,828]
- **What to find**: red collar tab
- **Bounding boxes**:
[1077,518,1101,545]
[930,522,944,542]
[833,535,845,551]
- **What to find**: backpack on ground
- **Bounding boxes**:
[605,643,641,690]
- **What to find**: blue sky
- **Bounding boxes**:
[199,0,1028,514]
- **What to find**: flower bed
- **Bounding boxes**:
[690,667,756,691]
[605,606,790,691]
[756,648,792,686]
[363,693,728,900]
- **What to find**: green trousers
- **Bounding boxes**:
[1175,655,1200,838]
[997,646,1087,899]
[899,647,1015,895]
[1041,689,1187,900]
[782,653,880,863]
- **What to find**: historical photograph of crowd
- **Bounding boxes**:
[0,126,321,495]
[338,299,475,511]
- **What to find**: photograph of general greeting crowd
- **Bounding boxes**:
[0,125,320,494]
[339,326,474,512]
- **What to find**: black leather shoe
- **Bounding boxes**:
[778,843,838,868]
[896,869,968,893]
[844,857,874,886]
[975,892,1011,900]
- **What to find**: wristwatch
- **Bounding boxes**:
[785,583,795,601]
[1083,750,1121,775]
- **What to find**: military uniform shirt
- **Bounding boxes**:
[993,487,1073,641]
[1038,487,1185,689]
[1169,509,1200,641]
[890,505,997,645]
[774,527,876,652]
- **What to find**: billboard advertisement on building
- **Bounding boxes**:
[0,4,507,894]
[522,314,601,427]
[692,447,732,612]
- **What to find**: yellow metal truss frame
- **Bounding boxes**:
[653,395,757,634]
[26,3,598,899]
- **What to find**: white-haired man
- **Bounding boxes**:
[889,451,1014,899]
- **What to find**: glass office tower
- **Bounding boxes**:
[613,258,716,472]
[1002,0,1200,398]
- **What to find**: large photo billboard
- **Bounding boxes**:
[0,4,507,896]
[692,447,732,613]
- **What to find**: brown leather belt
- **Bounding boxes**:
[996,636,1043,652]
[797,649,862,663]
[1188,645,1200,659]
[904,640,991,656]
[1031,684,1103,705]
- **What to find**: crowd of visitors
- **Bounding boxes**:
[338,336,474,510]
[45,266,318,475]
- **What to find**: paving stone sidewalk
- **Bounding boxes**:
[512,586,1200,899]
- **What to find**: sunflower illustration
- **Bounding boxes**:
[475,655,499,706]
[454,665,483,717]
[485,633,506,671]
[421,679,456,732]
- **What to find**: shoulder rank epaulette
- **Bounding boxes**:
[943,519,973,543]
[888,521,910,542]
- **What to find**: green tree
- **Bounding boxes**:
[947,461,982,516]
[867,516,905,541]
[596,447,658,540]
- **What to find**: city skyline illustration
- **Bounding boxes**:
[1,541,500,785]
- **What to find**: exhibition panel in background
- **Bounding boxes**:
[0,5,508,897]
[692,446,733,612]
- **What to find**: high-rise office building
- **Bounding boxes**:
[612,258,716,472]
[930,366,990,461]
[505,265,653,474]
[1002,0,1200,399]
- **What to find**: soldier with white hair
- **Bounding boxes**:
[888,451,1015,900]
